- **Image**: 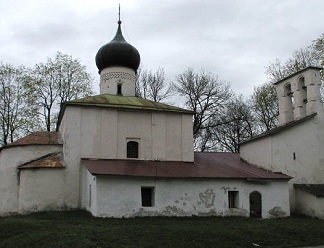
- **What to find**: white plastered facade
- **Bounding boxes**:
[81,172,290,219]
[59,106,194,162]
[294,188,324,218]
[100,67,136,96]
[0,144,64,215]
[240,67,324,218]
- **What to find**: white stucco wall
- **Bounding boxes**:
[58,103,194,211]
[241,116,324,212]
[0,145,62,215]
[81,167,97,215]
[61,106,193,162]
[99,67,136,96]
[295,189,324,219]
[271,120,322,183]
[87,177,289,219]
[19,168,66,213]
[240,136,272,170]
[60,106,82,209]
[241,117,323,184]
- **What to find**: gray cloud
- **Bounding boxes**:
[1,0,324,98]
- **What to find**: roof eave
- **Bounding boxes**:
[240,113,317,145]
[64,101,195,114]
[273,66,323,85]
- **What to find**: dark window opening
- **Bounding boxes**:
[89,185,92,208]
[228,191,239,208]
[127,141,139,158]
[141,187,154,207]
[285,84,294,104]
[117,83,122,95]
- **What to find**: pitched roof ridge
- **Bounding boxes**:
[19,152,64,169]
[1,131,62,150]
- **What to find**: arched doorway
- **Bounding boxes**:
[249,191,262,218]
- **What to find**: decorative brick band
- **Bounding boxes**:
[101,72,136,82]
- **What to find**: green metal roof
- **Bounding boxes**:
[66,94,194,114]
[56,94,194,130]
[56,94,194,129]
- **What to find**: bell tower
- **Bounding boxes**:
[274,66,323,125]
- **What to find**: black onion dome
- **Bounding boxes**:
[95,21,140,74]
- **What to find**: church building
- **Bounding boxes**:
[0,15,293,218]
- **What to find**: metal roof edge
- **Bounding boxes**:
[18,152,65,170]
[65,101,195,114]
[273,66,323,85]
[88,174,291,180]
[81,158,195,164]
[240,113,317,145]
[0,143,62,152]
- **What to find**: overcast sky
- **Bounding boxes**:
[1,0,324,100]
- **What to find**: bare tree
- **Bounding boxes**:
[135,66,143,98]
[249,82,279,132]
[30,51,94,131]
[266,36,323,84]
[136,67,171,102]
[173,68,232,150]
[0,63,38,145]
[209,95,255,152]
[312,33,324,67]
[312,34,324,99]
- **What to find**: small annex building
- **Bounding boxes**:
[0,16,292,218]
[241,66,324,219]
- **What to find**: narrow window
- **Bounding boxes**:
[117,83,122,95]
[285,84,294,107]
[295,76,307,118]
[127,141,139,158]
[141,187,154,207]
[228,191,239,208]
[298,77,307,101]
[283,83,294,122]
[89,185,92,208]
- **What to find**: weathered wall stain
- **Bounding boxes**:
[225,208,248,217]
[199,189,215,208]
[268,206,287,218]
[221,186,230,194]
[163,205,186,215]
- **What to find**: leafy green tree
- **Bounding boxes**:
[0,63,38,145]
[30,51,94,131]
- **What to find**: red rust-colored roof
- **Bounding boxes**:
[82,152,291,180]
[2,132,62,149]
[19,152,64,169]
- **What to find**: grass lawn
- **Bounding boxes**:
[0,211,323,248]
